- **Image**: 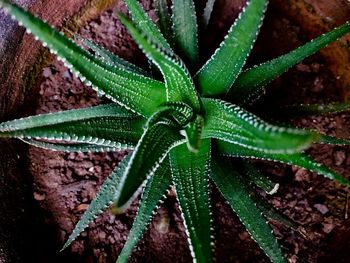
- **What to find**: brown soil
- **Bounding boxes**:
[19,0,350,262]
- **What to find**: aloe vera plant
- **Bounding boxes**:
[1,0,350,262]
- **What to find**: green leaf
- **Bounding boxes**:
[75,34,150,77]
[113,108,185,210]
[20,139,122,152]
[278,102,350,117]
[217,140,350,188]
[0,104,144,149]
[62,154,132,251]
[247,187,299,231]
[123,0,171,50]
[211,158,287,263]
[195,0,267,96]
[229,22,350,104]
[238,169,299,230]
[119,14,201,112]
[202,0,216,27]
[117,159,172,263]
[169,139,212,263]
[202,99,319,154]
[0,0,166,117]
[241,160,279,195]
[242,173,306,235]
[172,0,199,67]
[154,0,173,46]
[319,134,350,145]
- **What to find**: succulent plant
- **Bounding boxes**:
[1,0,350,262]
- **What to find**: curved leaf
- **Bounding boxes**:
[146,101,194,127]
[119,14,201,112]
[0,0,166,116]
[217,140,350,188]
[117,159,172,263]
[195,0,267,96]
[113,109,185,210]
[202,99,319,154]
[170,139,212,263]
[211,158,287,263]
[229,22,350,104]
[0,104,144,148]
[172,0,199,67]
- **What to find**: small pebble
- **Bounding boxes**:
[33,192,46,201]
[75,203,89,212]
[333,150,346,166]
[313,204,329,215]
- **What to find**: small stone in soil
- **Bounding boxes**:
[296,63,311,72]
[322,222,335,233]
[238,231,250,241]
[33,192,46,201]
[313,204,329,215]
[43,67,52,77]
[75,204,89,212]
[295,169,310,182]
[333,150,346,166]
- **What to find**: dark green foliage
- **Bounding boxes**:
[170,140,212,262]
[0,0,349,262]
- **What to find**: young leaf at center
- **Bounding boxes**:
[113,105,186,211]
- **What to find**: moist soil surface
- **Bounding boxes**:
[23,0,350,262]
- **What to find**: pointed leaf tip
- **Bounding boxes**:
[202,99,319,154]
[202,0,216,27]
[211,159,287,263]
[218,141,350,188]
[2,1,166,117]
[0,104,144,149]
[116,160,172,263]
[229,21,350,104]
[196,0,268,96]
[123,0,172,50]
[61,154,132,251]
[241,160,279,195]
